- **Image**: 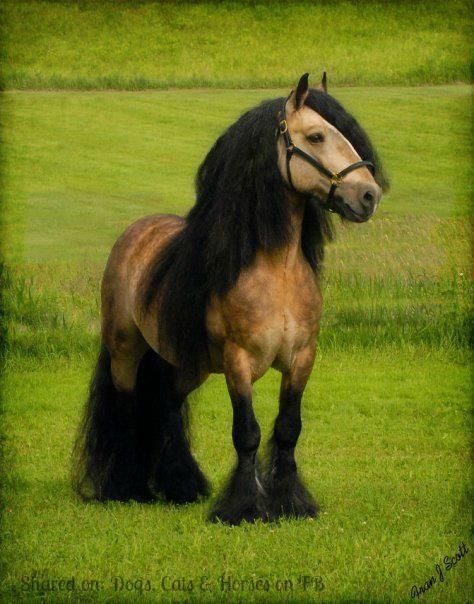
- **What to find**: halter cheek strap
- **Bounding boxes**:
[277,106,375,209]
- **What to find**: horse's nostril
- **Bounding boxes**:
[361,190,375,210]
[363,190,374,203]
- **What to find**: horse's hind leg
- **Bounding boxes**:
[264,345,318,520]
[73,332,151,502]
[210,343,266,525]
[137,351,210,504]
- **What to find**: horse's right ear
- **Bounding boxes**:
[287,73,310,112]
[317,71,328,93]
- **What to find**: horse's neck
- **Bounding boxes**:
[263,193,305,270]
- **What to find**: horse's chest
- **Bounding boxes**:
[272,279,321,370]
[206,263,322,375]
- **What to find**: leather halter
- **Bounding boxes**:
[277,101,375,210]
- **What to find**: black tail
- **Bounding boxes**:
[72,344,209,503]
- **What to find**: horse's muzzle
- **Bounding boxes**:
[334,181,381,222]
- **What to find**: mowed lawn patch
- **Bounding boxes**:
[1,85,472,601]
[1,352,471,602]
[1,0,470,89]
[2,86,471,263]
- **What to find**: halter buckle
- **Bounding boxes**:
[279,119,288,135]
[330,173,342,185]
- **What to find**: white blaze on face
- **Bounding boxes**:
[324,118,362,163]
[326,118,380,213]
[307,113,379,214]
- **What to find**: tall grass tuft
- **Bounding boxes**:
[320,270,472,351]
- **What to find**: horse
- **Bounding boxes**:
[73,73,388,525]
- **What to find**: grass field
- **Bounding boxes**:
[1,0,471,89]
[1,84,472,602]
[1,351,471,602]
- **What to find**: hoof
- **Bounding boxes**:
[98,479,154,503]
[266,496,318,521]
[153,459,210,504]
[209,496,267,525]
[264,471,318,521]
[209,469,268,525]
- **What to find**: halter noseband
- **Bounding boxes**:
[277,102,375,210]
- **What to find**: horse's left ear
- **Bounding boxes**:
[287,73,310,112]
[318,71,328,93]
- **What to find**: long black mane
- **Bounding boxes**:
[143,88,388,371]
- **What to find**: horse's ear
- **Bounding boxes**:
[296,72,310,106]
[318,71,328,93]
[287,73,309,112]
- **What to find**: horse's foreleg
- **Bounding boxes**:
[264,344,318,520]
[209,343,266,525]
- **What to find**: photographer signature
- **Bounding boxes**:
[411,542,469,598]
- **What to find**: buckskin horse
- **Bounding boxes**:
[73,73,388,525]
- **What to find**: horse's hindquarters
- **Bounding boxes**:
[101,214,186,384]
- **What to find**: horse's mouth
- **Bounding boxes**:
[331,196,371,222]
[343,204,369,223]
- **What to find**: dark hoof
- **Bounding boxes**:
[209,496,267,525]
[266,496,318,521]
[209,474,268,525]
[99,479,154,503]
[153,459,210,504]
[210,459,269,525]
[264,472,318,521]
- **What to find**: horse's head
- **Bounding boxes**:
[277,73,382,222]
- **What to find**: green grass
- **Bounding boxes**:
[2,247,471,368]
[1,1,471,90]
[2,86,471,264]
[1,352,471,602]
[1,84,472,602]
[1,85,471,357]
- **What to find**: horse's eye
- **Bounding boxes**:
[307,133,324,144]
